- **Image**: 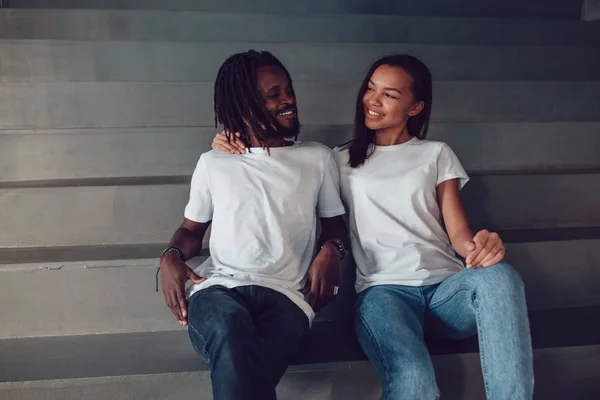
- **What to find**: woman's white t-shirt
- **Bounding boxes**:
[335,138,469,293]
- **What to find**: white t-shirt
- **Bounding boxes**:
[335,138,469,293]
[184,141,345,321]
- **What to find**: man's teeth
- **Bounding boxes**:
[368,109,383,116]
[279,110,294,116]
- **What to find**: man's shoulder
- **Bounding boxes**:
[198,149,233,163]
[202,149,228,158]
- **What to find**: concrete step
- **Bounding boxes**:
[2,40,600,82]
[2,307,600,381]
[1,174,599,250]
[8,0,584,19]
[1,239,599,338]
[1,81,599,130]
[0,337,599,399]
[1,227,598,265]
[2,10,599,45]
[0,366,377,400]
[2,344,600,400]
[2,123,599,184]
[2,344,599,400]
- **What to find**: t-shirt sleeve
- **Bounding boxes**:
[184,155,213,223]
[317,151,346,218]
[436,143,470,190]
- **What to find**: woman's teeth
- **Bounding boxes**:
[279,110,294,116]
[368,109,383,116]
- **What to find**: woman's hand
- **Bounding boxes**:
[212,131,246,154]
[465,229,505,268]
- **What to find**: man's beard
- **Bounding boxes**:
[263,110,300,140]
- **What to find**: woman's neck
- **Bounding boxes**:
[374,126,411,146]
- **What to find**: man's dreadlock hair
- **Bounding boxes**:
[214,50,299,149]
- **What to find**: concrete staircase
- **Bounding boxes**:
[1,1,600,399]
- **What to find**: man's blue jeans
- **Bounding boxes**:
[356,261,534,399]
[187,285,309,400]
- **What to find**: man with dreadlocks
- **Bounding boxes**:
[159,50,348,400]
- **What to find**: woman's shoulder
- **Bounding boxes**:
[412,138,455,155]
[413,138,445,147]
[332,140,352,153]
[330,142,351,168]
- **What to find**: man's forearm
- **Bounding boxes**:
[166,223,210,261]
[318,215,349,248]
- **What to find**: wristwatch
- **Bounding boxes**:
[322,239,347,260]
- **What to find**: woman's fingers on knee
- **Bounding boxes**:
[481,248,505,267]
[472,242,496,267]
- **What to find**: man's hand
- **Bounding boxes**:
[301,243,341,312]
[160,251,206,326]
[465,229,506,268]
[212,131,246,154]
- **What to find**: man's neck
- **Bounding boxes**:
[248,134,289,148]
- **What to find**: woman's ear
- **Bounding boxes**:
[409,101,425,117]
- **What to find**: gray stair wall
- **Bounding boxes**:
[1,3,600,399]
[3,41,600,82]
[2,10,600,45]
[1,1,599,316]
[1,4,599,324]
[2,123,598,184]
[1,81,599,129]
[0,174,599,249]
[1,239,599,338]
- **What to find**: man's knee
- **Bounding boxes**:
[187,289,254,357]
[190,306,249,340]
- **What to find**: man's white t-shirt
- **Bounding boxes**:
[335,137,469,293]
[184,141,345,321]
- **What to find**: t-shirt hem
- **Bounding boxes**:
[355,273,456,294]
[186,278,316,325]
[183,211,213,223]
[318,206,346,218]
[436,175,470,190]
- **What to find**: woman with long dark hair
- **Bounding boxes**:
[213,54,533,399]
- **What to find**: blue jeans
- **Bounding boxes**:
[187,285,309,400]
[356,261,534,400]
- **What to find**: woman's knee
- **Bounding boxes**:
[468,261,525,292]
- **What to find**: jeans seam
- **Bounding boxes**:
[427,283,473,311]
[357,308,391,399]
[472,291,492,399]
[187,290,215,363]
[188,320,210,362]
